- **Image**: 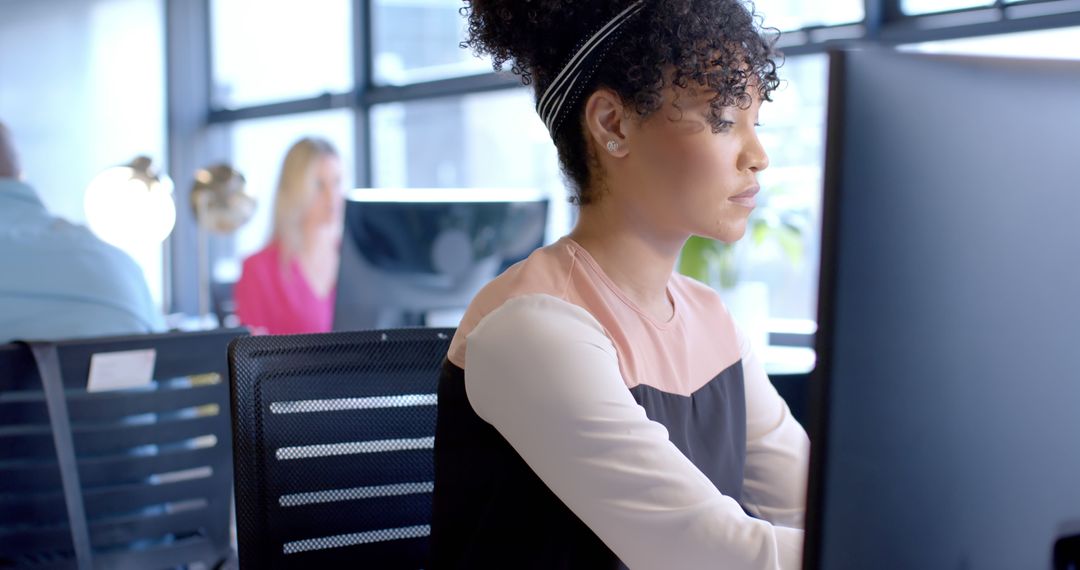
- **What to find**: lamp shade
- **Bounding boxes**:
[84,156,176,246]
[190,164,254,234]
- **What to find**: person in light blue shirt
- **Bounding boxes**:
[0,120,165,342]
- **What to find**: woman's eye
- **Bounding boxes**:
[716,120,736,132]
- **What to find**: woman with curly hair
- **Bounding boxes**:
[431,1,809,568]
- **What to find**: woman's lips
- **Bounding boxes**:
[729,185,760,208]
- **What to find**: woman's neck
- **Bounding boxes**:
[299,223,339,257]
[292,224,341,299]
[568,201,685,322]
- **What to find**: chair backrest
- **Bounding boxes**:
[768,372,811,428]
[0,328,245,570]
[228,328,453,569]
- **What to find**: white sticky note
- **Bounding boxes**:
[87,349,157,393]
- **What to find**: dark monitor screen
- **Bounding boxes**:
[332,188,549,331]
[807,49,1080,570]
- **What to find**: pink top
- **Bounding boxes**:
[448,236,741,396]
[234,241,335,335]
[440,236,809,568]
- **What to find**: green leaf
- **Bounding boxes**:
[717,244,739,289]
[678,236,716,284]
[777,227,805,264]
[751,219,770,246]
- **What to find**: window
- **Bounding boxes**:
[193,0,1080,333]
[753,0,865,31]
[740,54,829,325]
[382,55,828,338]
[901,0,995,15]
[903,25,1080,59]
[210,0,353,108]
[372,0,493,85]
[218,109,356,272]
[370,89,555,189]
[370,88,570,238]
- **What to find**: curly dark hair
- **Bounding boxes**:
[461,0,781,205]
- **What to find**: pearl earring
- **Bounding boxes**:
[606,140,620,153]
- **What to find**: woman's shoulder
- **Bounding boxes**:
[477,239,579,302]
[247,240,281,262]
[670,272,731,315]
[670,270,720,298]
[239,242,283,275]
[235,243,288,304]
[670,272,743,354]
[448,239,582,367]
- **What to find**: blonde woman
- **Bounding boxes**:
[234,137,344,334]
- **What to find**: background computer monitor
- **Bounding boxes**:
[807,49,1080,570]
[333,188,549,331]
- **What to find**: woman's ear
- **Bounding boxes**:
[583,88,630,158]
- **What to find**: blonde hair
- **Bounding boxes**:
[270,137,339,260]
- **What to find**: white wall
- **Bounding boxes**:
[0,0,167,308]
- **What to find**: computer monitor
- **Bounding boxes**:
[807,49,1080,570]
[333,188,549,331]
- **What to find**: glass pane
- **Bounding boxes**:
[211,0,353,108]
[219,109,356,266]
[901,0,995,15]
[753,0,865,31]
[740,54,828,325]
[370,88,555,188]
[369,88,569,236]
[369,54,829,330]
[903,25,1080,59]
[372,0,493,85]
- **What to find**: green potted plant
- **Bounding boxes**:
[678,185,810,346]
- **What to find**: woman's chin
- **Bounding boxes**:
[700,220,748,244]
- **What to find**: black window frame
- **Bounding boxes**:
[164,0,1080,316]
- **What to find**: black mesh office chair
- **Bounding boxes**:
[228,328,453,569]
[0,329,245,569]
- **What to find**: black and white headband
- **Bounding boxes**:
[536,1,646,138]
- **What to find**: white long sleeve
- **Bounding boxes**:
[464,294,804,570]
[737,322,811,528]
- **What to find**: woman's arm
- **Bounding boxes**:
[737,323,811,529]
[465,294,803,570]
